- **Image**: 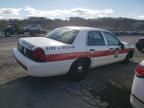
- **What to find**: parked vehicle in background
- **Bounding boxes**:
[23,24,46,36]
[13,26,135,81]
[0,23,46,37]
[1,23,24,37]
[136,38,144,52]
[130,60,144,108]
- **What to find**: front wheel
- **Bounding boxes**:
[68,59,90,81]
[136,46,142,52]
[121,51,134,64]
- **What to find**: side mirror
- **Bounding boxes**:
[119,42,124,49]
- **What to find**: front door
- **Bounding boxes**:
[86,31,111,67]
[102,31,125,63]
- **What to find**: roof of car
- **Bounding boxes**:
[60,26,109,32]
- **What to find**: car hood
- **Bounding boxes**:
[121,41,135,49]
[140,61,144,66]
[121,41,131,45]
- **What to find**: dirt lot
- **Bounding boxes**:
[0,35,144,108]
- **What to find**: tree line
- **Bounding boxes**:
[0,17,144,32]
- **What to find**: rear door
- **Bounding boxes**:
[85,31,111,67]
[102,31,125,63]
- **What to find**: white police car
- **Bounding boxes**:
[130,61,144,108]
[13,26,135,80]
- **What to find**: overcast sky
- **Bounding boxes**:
[0,0,144,20]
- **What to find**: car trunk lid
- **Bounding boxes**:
[19,37,65,50]
[17,37,66,62]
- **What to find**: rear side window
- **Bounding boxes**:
[46,28,79,44]
[87,31,105,46]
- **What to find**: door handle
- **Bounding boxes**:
[89,49,95,53]
[109,48,114,51]
[115,48,120,51]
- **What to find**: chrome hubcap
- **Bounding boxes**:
[77,66,83,73]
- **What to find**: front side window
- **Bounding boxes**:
[46,28,79,44]
[103,31,120,45]
[87,31,105,46]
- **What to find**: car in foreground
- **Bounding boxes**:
[130,61,144,108]
[136,38,144,52]
[13,26,135,80]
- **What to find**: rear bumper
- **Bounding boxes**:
[130,76,144,108]
[13,55,27,71]
[130,94,144,108]
[13,48,74,77]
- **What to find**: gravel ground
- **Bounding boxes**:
[0,35,144,108]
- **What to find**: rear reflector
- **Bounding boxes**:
[135,64,144,77]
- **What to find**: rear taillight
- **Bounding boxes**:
[135,64,144,77]
[32,48,46,62]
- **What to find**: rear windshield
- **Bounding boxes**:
[46,28,79,44]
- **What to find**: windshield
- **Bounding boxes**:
[46,28,79,44]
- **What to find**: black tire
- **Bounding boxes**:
[30,32,37,37]
[122,51,134,64]
[137,47,144,53]
[136,47,142,52]
[4,32,11,37]
[30,32,34,36]
[68,59,90,81]
[128,104,132,108]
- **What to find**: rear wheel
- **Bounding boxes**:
[4,32,11,37]
[68,59,90,81]
[136,46,142,52]
[122,51,134,64]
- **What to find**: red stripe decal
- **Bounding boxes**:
[46,48,134,62]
